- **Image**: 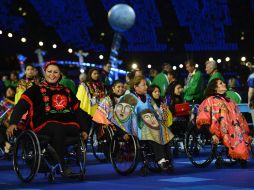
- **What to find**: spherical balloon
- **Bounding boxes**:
[108,4,136,32]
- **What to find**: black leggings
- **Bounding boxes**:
[146,141,170,162]
[38,123,80,167]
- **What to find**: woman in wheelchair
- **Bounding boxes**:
[112,76,174,171]
[196,78,252,164]
[7,61,88,176]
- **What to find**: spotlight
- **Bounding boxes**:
[38,41,43,46]
[172,66,177,70]
[68,48,73,53]
[99,54,104,60]
[131,63,138,70]
[80,68,85,73]
[0,30,2,35]
[241,57,246,62]
[8,33,13,38]
[21,37,26,43]
[208,57,214,61]
[195,64,199,68]
[52,44,57,48]
[179,64,183,68]
[217,59,222,63]
[225,57,230,62]
[147,64,151,69]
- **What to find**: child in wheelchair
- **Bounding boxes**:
[196,78,252,166]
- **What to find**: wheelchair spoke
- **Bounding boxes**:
[110,135,139,175]
[185,125,215,168]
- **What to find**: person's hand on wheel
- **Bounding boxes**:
[81,131,88,141]
[6,124,17,138]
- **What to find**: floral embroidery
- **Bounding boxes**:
[40,88,46,93]
[39,79,72,114]
[43,96,50,102]
[52,94,68,111]
[45,106,51,112]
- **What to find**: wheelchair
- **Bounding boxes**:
[13,130,86,183]
[109,129,171,176]
[170,116,189,157]
[184,104,237,169]
[90,123,114,162]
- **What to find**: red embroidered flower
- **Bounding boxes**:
[52,94,68,111]
[40,88,46,93]
[43,96,50,102]
[45,106,51,112]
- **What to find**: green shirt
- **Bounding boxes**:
[59,77,77,95]
[152,72,169,97]
[208,71,225,84]
[184,70,204,102]
[226,90,242,104]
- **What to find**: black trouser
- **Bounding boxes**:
[0,125,7,147]
[146,141,170,162]
[38,123,80,167]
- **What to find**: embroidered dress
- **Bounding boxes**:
[76,81,105,116]
[19,80,80,133]
[196,95,252,160]
[112,93,174,145]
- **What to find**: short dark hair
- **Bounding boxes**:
[185,59,196,67]
[167,70,178,79]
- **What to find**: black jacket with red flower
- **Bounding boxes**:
[10,80,83,133]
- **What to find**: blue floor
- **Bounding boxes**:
[1,153,254,190]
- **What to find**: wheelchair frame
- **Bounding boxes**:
[13,130,86,183]
[184,104,237,168]
[109,132,166,176]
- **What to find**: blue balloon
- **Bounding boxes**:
[108,4,136,32]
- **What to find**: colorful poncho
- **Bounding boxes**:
[196,95,252,160]
[76,81,105,116]
[92,96,118,125]
[112,93,174,145]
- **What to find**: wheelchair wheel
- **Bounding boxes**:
[91,125,113,162]
[13,130,41,183]
[184,124,216,168]
[110,135,140,175]
[78,137,86,180]
[215,145,237,167]
[63,137,87,180]
[140,143,161,173]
